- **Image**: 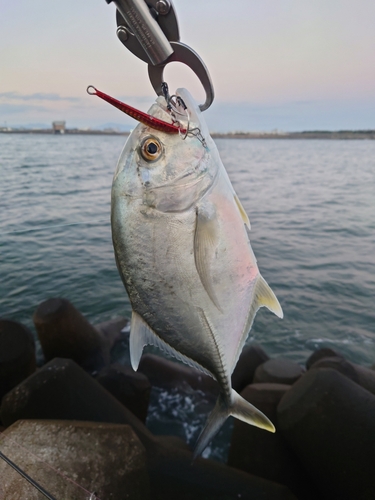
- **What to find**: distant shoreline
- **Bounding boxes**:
[1,129,375,140]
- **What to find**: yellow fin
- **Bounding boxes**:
[230,275,283,374]
[234,194,251,229]
[254,275,283,318]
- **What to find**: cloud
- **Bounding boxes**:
[0,103,51,115]
[0,92,80,102]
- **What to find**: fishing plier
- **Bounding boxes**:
[104,0,214,111]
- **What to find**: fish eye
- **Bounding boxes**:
[140,136,163,162]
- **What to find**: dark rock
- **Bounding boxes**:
[277,368,375,500]
[306,347,344,369]
[0,358,297,499]
[94,316,130,348]
[228,383,318,500]
[33,298,109,372]
[0,357,155,447]
[310,356,375,396]
[0,319,36,401]
[97,363,151,422]
[138,353,218,395]
[308,356,359,383]
[156,434,192,451]
[254,358,304,385]
[148,442,298,500]
[231,344,270,393]
[0,420,149,500]
[352,363,375,396]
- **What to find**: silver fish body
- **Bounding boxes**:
[111,89,283,456]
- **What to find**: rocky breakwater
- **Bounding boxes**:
[227,347,375,499]
[0,299,296,499]
[0,299,374,499]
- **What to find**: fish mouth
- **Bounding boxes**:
[87,86,185,135]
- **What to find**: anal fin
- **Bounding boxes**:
[130,310,213,378]
[129,311,155,371]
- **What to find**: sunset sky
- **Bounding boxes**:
[1,0,375,131]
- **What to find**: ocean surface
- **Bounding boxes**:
[1,133,375,460]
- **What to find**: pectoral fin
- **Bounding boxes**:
[234,194,251,229]
[194,206,222,312]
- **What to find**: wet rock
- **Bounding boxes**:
[254,358,304,385]
[310,356,375,396]
[277,368,375,500]
[148,442,298,500]
[308,356,359,383]
[138,353,218,395]
[156,434,192,451]
[231,344,270,393]
[0,319,36,401]
[306,347,344,369]
[97,363,151,422]
[33,298,110,372]
[0,358,297,499]
[0,419,149,500]
[94,316,130,348]
[0,357,155,448]
[228,383,317,500]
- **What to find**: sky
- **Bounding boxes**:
[1,0,375,132]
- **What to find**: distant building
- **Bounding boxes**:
[52,121,66,134]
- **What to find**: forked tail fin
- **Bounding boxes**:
[193,389,275,459]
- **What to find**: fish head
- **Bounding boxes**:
[112,88,219,212]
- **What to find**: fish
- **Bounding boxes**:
[107,87,283,456]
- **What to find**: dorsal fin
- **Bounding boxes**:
[254,275,283,318]
[234,194,251,229]
[230,275,283,373]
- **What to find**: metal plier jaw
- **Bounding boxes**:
[105,0,214,111]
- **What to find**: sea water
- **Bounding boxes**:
[1,133,375,460]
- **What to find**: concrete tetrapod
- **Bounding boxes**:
[0,420,149,500]
[254,358,304,385]
[305,347,344,370]
[277,368,375,500]
[231,344,270,393]
[0,319,36,401]
[309,356,375,396]
[33,298,110,372]
[228,383,319,500]
[138,353,218,394]
[97,363,151,422]
[0,358,297,500]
